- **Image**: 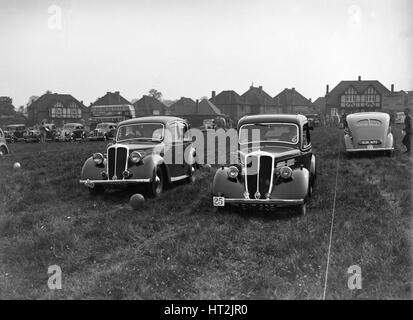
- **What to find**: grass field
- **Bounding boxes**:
[0,126,411,299]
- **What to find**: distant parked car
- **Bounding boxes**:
[80,116,197,197]
[344,112,394,156]
[394,112,406,124]
[23,128,41,143]
[0,128,10,155]
[56,123,86,142]
[5,124,26,142]
[212,114,316,215]
[88,122,117,141]
[304,114,320,128]
[3,130,15,143]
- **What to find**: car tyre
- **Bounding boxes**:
[298,203,307,216]
[0,146,8,156]
[148,166,164,198]
[186,164,196,184]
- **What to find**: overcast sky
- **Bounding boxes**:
[1,0,412,107]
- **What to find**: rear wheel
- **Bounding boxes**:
[186,164,196,184]
[148,166,164,198]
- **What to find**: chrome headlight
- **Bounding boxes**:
[227,165,239,179]
[92,153,104,165]
[279,166,293,179]
[129,151,142,164]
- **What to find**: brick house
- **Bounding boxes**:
[133,95,166,117]
[27,92,90,127]
[273,88,312,114]
[90,91,135,123]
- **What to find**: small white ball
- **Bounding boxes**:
[13,162,21,170]
[204,164,211,171]
[130,193,145,210]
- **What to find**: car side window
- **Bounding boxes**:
[183,123,192,142]
[302,124,311,148]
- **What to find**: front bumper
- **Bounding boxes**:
[346,147,394,152]
[80,178,151,188]
[219,197,304,207]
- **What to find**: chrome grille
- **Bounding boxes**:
[245,154,274,199]
[107,146,128,180]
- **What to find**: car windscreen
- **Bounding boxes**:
[116,123,164,142]
[63,124,76,130]
[239,123,299,145]
[96,123,110,129]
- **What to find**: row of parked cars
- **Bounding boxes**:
[79,111,393,215]
[1,122,118,143]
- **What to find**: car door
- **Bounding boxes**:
[301,123,312,170]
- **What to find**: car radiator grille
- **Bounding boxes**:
[107,146,128,180]
[245,155,273,199]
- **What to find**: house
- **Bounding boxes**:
[90,91,135,123]
[133,95,166,117]
[170,97,224,127]
[382,85,408,114]
[273,88,312,114]
[325,76,391,117]
[241,85,280,115]
[312,97,326,116]
[210,90,247,122]
[27,92,90,127]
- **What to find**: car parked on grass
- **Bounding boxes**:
[23,128,41,143]
[88,122,117,141]
[3,130,15,143]
[0,128,10,155]
[80,116,197,197]
[344,112,394,156]
[43,123,57,141]
[56,123,87,142]
[5,124,26,142]
[212,114,316,215]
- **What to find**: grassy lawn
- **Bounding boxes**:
[0,127,411,299]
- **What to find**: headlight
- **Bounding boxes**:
[129,151,142,164]
[92,153,104,165]
[279,166,292,179]
[227,165,239,179]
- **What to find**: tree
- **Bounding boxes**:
[148,89,162,101]
[0,96,15,116]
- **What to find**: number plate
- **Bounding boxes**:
[213,196,225,207]
[367,145,373,150]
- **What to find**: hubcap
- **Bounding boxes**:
[155,172,162,193]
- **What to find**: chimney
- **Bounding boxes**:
[326,84,330,95]
[358,76,361,81]
[309,98,312,103]
[195,99,199,114]
[292,87,295,91]
[259,86,263,91]
[391,84,394,92]
[211,90,216,103]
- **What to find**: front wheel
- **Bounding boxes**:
[186,164,196,184]
[147,166,164,198]
[297,203,307,216]
[0,146,8,156]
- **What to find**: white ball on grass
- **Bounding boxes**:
[13,162,21,170]
[129,193,145,210]
[204,164,211,171]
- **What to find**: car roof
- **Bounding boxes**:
[118,116,185,126]
[347,112,390,121]
[238,114,308,128]
[64,123,83,126]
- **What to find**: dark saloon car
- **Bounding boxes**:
[5,124,26,142]
[56,123,87,142]
[88,122,117,141]
[80,116,197,197]
[23,128,42,143]
[212,114,316,215]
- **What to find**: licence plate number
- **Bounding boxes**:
[213,196,225,207]
[367,145,373,150]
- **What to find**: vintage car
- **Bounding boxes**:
[3,130,15,143]
[80,116,197,197]
[212,114,316,215]
[304,114,320,128]
[88,122,117,141]
[5,124,26,142]
[0,128,10,156]
[23,128,41,143]
[344,112,394,156]
[56,123,87,142]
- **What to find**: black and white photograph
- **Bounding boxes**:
[0,0,412,304]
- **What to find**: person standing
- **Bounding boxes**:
[402,108,412,154]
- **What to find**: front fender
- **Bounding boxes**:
[128,154,171,183]
[81,157,106,180]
